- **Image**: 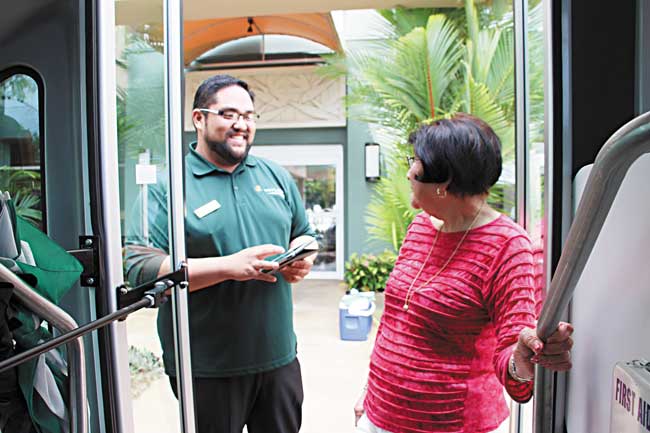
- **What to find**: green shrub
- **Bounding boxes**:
[128,345,164,398]
[344,251,397,292]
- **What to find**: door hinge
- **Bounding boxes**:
[68,236,99,287]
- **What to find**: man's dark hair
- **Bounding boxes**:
[192,74,255,109]
[409,113,502,196]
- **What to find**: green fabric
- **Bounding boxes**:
[13,311,69,433]
[125,143,314,377]
[0,284,37,433]
[1,215,82,433]
[14,217,83,304]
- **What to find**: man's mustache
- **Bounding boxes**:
[226,129,249,140]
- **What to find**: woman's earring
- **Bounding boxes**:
[436,188,447,198]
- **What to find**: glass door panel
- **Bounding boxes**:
[512,0,546,432]
[250,145,344,279]
[286,164,337,273]
[114,2,184,432]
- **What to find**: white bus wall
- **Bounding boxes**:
[567,153,650,433]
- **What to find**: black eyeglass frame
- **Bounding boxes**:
[405,155,438,183]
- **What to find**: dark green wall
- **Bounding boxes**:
[344,120,382,257]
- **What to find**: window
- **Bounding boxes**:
[0,69,44,229]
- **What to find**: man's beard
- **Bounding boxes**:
[205,131,251,165]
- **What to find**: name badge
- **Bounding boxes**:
[194,200,221,218]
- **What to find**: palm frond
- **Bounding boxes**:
[379,7,435,37]
[471,28,502,83]
[465,77,514,158]
[12,192,42,225]
[365,159,417,251]
[328,2,533,251]
[425,15,464,118]
[485,27,515,111]
[464,0,480,57]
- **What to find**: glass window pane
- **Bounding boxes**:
[0,72,43,229]
[114,4,181,432]
[515,1,546,432]
[526,0,546,246]
[285,164,337,273]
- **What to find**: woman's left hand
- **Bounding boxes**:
[512,321,574,379]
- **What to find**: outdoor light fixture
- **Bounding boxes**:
[365,142,381,182]
[247,17,254,33]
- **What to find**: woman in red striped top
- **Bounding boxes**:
[354,114,573,433]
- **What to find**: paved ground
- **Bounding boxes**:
[126,279,378,433]
[125,279,511,432]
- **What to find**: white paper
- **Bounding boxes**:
[135,164,157,185]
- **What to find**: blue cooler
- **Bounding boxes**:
[339,290,376,341]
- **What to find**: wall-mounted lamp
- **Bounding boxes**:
[365,142,381,182]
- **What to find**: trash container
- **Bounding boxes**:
[339,289,376,341]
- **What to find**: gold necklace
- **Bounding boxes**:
[403,201,485,311]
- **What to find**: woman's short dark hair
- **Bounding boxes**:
[192,74,255,109]
[409,113,502,196]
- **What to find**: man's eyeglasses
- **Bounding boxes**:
[198,108,259,124]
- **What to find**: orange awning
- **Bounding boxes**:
[184,13,342,65]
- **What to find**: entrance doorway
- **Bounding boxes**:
[251,145,344,279]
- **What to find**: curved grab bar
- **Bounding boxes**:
[0,263,88,433]
[605,110,650,146]
[533,112,650,433]
[538,112,650,340]
[537,113,650,339]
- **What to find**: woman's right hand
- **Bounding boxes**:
[354,387,367,426]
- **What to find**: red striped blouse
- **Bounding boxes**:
[365,213,537,433]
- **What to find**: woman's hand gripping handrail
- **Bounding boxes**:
[0,262,88,433]
[537,111,650,341]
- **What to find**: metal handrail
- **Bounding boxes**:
[534,111,650,433]
[0,263,88,433]
[537,111,650,339]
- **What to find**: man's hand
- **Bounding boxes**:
[225,244,285,283]
[279,236,317,284]
[279,258,315,283]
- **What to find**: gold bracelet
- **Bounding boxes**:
[509,353,534,383]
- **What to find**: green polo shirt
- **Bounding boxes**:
[125,143,314,377]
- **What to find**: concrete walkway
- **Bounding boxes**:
[126,279,377,433]
[126,279,511,432]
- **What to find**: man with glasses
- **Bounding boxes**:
[125,74,316,433]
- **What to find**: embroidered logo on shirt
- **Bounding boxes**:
[263,188,285,199]
[194,200,221,218]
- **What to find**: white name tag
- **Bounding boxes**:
[194,200,221,218]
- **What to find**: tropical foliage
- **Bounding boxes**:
[128,345,164,398]
[333,0,543,251]
[0,167,42,225]
[344,250,397,292]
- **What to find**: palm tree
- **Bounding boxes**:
[0,167,42,225]
[338,0,540,250]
